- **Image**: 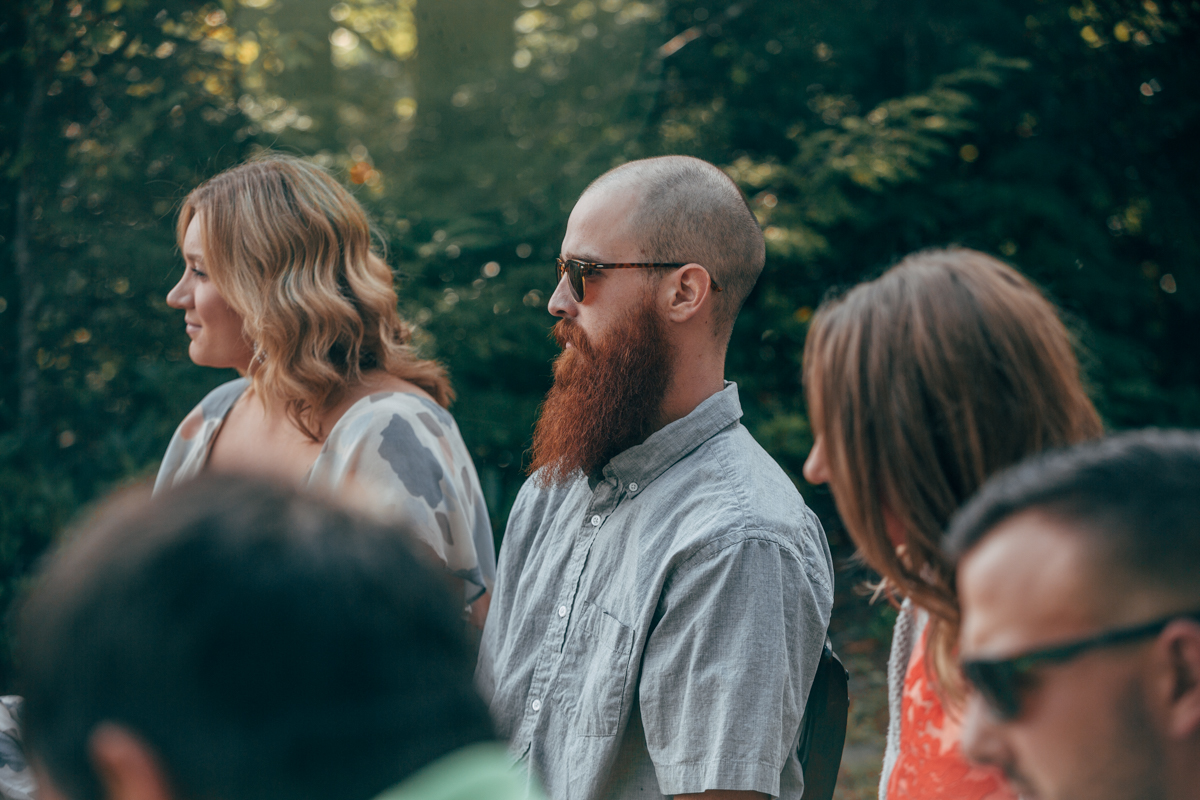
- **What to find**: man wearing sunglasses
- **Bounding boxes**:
[946,429,1200,800]
[478,156,834,800]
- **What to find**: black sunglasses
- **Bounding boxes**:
[962,608,1200,720]
[555,257,722,303]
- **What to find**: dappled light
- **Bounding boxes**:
[0,8,1197,781]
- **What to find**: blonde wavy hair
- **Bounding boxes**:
[178,153,452,440]
[803,248,1103,701]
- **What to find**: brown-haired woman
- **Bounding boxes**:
[801,248,1103,800]
[157,153,494,624]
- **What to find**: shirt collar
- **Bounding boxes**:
[599,381,742,491]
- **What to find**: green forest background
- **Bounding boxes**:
[2,2,1198,778]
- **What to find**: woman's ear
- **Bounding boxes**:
[662,263,715,324]
[88,725,175,800]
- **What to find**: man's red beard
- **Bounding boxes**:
[528,296,673,487]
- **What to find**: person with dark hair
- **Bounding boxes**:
[16,475,537,800]
[800,247,1103,800]
[947,429,1200,800]
[477,156,835,800]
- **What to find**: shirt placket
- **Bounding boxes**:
[512,479,620,754]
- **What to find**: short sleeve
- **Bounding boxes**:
[638,535,831,797]
[311,395,496,602]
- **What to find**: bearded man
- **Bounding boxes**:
[477,156,835,800]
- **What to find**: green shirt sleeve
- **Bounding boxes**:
[370,743,546,800]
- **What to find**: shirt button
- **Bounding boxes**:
[628,482,639,492]
[591,515,601,527]
[558,605,567,618]
[531,698,542,712]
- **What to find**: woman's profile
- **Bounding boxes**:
[800,248,1103,800]
[156,154,494,623]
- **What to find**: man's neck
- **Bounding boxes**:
[656,348,726,429]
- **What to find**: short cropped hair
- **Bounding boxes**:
[946,429,1200,603]
[588,155,766,339]
[17,475,494,800]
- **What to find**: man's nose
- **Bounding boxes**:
[959,692,1010,769]
[547,273,577,318]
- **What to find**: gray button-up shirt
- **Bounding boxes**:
[477,384,834,800]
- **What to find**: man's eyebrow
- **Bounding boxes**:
[562,251,607,263]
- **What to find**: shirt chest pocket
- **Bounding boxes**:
[561,601,634,738]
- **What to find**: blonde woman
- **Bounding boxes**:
[157,154,494,623]
[800,248,1103,800]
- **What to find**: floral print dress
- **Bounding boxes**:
[885,623,1017,800]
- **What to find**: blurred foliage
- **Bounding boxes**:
[1,0,1197,686]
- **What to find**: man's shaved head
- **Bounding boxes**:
[584,155,765,340]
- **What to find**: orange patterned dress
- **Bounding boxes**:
[885,628,1017,800]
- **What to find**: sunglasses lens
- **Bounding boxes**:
[963,662,1021,720]
[567,260,585,302]
[555,259,581,301]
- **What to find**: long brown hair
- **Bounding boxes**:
[178,154,452,439]
[802,247,1102,696]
